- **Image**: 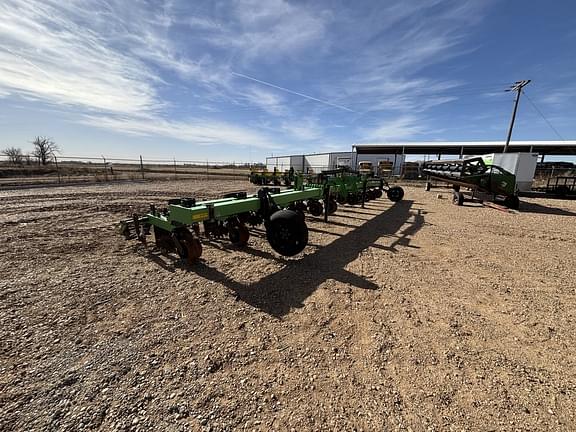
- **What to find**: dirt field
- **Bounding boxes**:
[0,163,251,187]
[1,180,575,431]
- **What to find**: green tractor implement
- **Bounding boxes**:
[423,156,520,209]
[307,167,405,206]
[119,172,405,264]
[249,167,295,186]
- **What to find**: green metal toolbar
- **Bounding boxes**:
[119,169,405,264]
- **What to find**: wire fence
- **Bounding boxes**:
[0,154,262,187]
[1,154,573,189]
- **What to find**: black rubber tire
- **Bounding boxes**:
[294,201,308,214]
[308,200,324,217]
[555,186,570,197]
[452,191,464,206]
[228,223,250,246]
[266,209,309,256]
[336,194,347,204]
[247,212,263,226]
[387,186,405,202]
[374,189,383,199]
[326,198,338,215]
[503,195,520,210]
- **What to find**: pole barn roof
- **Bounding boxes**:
[353,141,576,155]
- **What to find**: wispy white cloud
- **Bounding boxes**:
[0,0,159,114]
[324,1,487,118]
[240,86,286,116]
[189,0,331,63]
[80,114,281,149]
[0,0,282,148]
[361,115,430,141]
[0,0,500,151]
[280,119,324,141]
[538,87,576,107]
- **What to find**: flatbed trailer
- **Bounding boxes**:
[531,176,576,197]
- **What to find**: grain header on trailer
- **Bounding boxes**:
[422,156,520,209]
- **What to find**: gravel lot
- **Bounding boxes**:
[1,179,575,431]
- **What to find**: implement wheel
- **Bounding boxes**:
[387,186,404,202]
[177,229,203,264]
[347,193,358,205]
[266,209,309,256]
[228,223,250,246]
[326,198,338,215]
[307,199,324,217]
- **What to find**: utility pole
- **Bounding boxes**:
[504,79,531,152]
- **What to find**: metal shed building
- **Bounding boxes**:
[353,140,576,158]
[267,152,353,173]
[266,155,305,172]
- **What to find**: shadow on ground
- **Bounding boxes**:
[191,199,422,317]
[520,201,576,217]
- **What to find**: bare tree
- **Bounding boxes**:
[1,147,24,164]
[32,137,59,165]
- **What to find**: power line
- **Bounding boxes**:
[522,90,566,141]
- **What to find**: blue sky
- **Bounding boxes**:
[0,0,575,162]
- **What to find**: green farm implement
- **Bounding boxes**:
[249,167,295,186]
[119,172,405,264]
[307,168,405,206]
[422,156,520,209]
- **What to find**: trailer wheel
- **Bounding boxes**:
[387,186,404,202]
[266,210,309,256]
[555,185,570,198]
[452,191,464,206]
[228,223,250,246]
[503,195,520,210]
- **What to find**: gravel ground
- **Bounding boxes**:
[1,179,575,431]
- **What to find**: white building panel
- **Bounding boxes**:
[304,154,331,173]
